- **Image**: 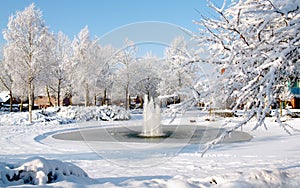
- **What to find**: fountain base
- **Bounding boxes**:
[137,132,167,138]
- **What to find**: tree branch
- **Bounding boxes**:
[201,20,231,51]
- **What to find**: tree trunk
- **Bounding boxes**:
[85,82,89,107]
[9,90,13,112]
[28,80,33,123]
[125,85,129,110]
[46,85,53,107]
[128,94,131,110]
[19,98,23,112]
[57,79,61,107]
[31,85,35,110]
[94,95,97,106]
[102,88,107,106]
[70,95,72,106]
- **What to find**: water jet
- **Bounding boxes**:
[139,95,165,138]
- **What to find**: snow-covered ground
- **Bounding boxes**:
[1,108,300,187]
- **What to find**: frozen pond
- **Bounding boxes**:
[53,125,252,144]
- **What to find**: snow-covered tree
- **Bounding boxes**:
[47,31,73,106]
[114,52,161,108]
[158,36,196,100]
[94,45,118,106]
[2,44,28,111]
[0,47,15,112]
[33,31,58,107]
[194,0,300,150]
[132,54,161,98]
[3,3,50,122]
[72,26,99,106]
[72,27,118,107]
[113,39,137,110]
[0,59,14,112]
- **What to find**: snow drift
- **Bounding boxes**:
[0,157,90,186]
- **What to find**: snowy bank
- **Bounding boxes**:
[0,157,91,186]
[0,105,130,126]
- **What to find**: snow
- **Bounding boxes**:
[0,109,300,187]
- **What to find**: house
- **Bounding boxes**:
[0,91,22,111]
[0,91,20,106]
[35,95,74,108]
[290,79,300,109]
[0,91,10,105]
[34,96,56,109]
[158,94,181,108]
[221,68,300,109]
[130,96,142,109]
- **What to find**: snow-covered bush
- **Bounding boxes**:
[0,157,89,186]
[0,106,130,126]
[0,111,74,126]
[57,105,130,121]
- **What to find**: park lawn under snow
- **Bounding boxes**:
[0,108,300,187]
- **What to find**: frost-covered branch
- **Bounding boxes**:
[194,0,300,153]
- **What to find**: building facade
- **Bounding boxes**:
[290,79,300,109]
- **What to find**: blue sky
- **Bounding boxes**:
[0,0,225,56]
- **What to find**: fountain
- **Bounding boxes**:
[139,95,165,138]
[52,95,253,144]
